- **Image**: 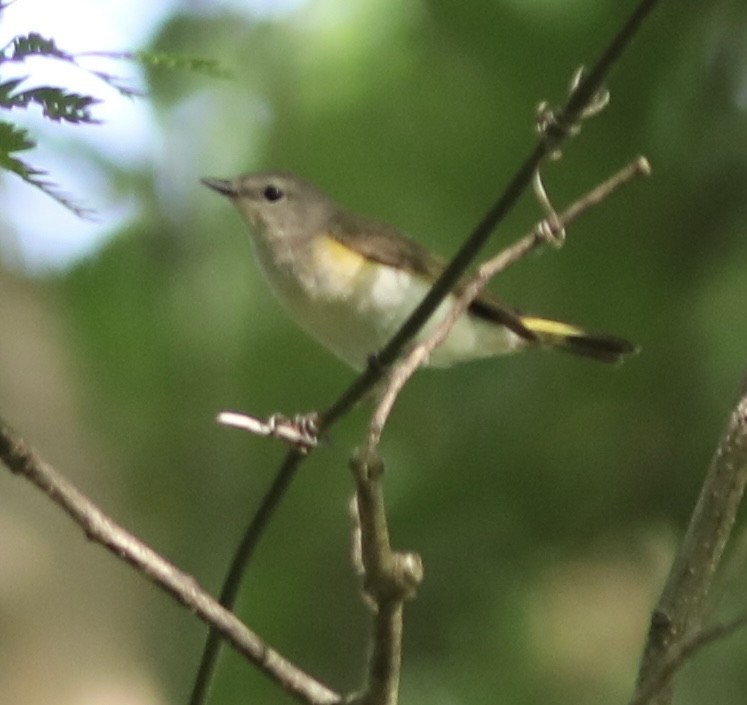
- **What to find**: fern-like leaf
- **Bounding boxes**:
[0,33,225,218]
[1,32,72,63]
[15,86,99,123]
[0,34,140,98]
[0,77,26,107]
[84,50,232,80]
[0,80,100,123]
[0,119,34,175]
[0,120,94,218]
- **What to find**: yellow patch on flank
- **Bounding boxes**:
[521,316,583,338]
[313,235,367,271]
[311,235,368,296]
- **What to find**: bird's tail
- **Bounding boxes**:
[520,316,639,364]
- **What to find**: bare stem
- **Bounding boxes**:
[349,450,423,705]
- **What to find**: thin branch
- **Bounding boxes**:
[217,410,319,451]
[348,450,423,705]
[368,157,651,446]
[633,380,747,705]
[0,418,340,705]
[188,448,306,705]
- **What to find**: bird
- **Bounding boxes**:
[202,171,637,370]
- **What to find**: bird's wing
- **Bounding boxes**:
[328,212,535,341]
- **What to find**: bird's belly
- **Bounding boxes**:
[256,238,523,369]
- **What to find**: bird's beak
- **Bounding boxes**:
[200,177,238,197]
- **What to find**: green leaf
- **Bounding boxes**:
[0,77,26,108]
[0,33,140,97]
[87,49,232,80]
[13,86,100,123]
[1,32,72,63]
[0,120,34,175]
[0,120,94,218]
[0,81,100,123]
[0,32,225,216]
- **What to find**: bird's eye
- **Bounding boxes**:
[263,184,284,202]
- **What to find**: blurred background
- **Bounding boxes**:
[1,0,747,703]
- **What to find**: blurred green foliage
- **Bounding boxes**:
[3,1,747,704]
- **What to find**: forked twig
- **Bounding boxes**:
[348,450,423,705]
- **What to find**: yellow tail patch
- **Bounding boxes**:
[520,316,585,338]
[520,315,638,364]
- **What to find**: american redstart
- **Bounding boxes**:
[201,171,637,370]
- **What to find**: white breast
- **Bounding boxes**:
[252,234,525,369]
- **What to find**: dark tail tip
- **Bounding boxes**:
[560,333,640,364]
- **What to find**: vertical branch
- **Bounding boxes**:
[349,450,423,705]
[633,380,747,704]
